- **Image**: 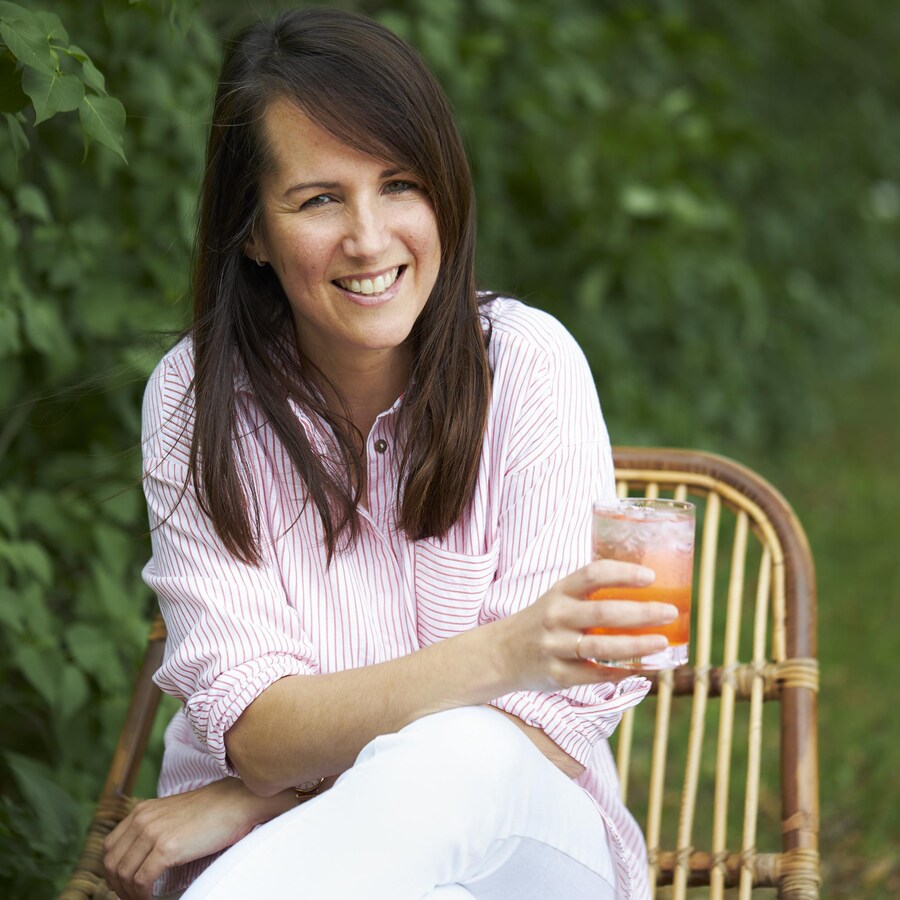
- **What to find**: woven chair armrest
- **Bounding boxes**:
[60,795,138,899]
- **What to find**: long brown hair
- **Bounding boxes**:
[188,7,491,565]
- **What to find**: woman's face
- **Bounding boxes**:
[248,98,441,383]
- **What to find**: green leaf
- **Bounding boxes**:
[0,539,53,585]
[17,582,50,636]
[0,2,36,22]
[21,490,73,546]
[21,65,83,124]
[81,57,106,95]
[57,664,89,717]
[20,299,68,358]
[99,488,141,527]
[66,623,124,690]
[78,93,126,161]
[621,184,664,218]
[14,643,61,708]
[0,19,55,76]
[89,559,131,619]
[3,111,29,160]
[0,306,20,357]
[0,49,28,113]
[63,42,88,63]
[0,490,16,536]
[0,584,25,633]
[0,196,19,248]
[34,10,68,44]
[14,184,51,223]
[4,751,82,849]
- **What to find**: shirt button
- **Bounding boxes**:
[374,439,388,454]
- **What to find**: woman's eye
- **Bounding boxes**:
[300,194,334,210]
[384,180,417,195]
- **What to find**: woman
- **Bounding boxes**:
[103,8,674,899]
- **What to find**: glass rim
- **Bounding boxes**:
[592,497,695,513]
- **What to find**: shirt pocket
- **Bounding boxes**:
[413,540,499,645]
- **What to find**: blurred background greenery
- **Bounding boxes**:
[0,0,897,896]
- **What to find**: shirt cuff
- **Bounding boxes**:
[181,652,316,777]
[488,676,651,768]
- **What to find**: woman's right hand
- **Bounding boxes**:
[102,777,300,900]
[494,559,678,692]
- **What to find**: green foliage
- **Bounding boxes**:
[371,0,900,449]
[0,0,897,896]
[0,1,217,893]
[0,751,85,891]
[0,1,126,157]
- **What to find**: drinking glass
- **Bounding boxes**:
[589,498,696,670]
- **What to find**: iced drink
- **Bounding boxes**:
[589,498,695,670]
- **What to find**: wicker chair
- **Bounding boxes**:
[61,447,820,899]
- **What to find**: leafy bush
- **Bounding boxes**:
[377,0,899,447]
[1,0,896,895]
[0,1,214,891]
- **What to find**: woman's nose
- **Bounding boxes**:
[342,201,391,261]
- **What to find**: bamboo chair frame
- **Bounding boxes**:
[61,447,819,899]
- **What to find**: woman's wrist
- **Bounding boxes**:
[474,616,520,698]
[249,786,298,825]
[210,776,295,827]
[249,774,341,825]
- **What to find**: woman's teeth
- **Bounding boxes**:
[336,267,400,295]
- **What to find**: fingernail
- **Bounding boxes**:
[651,635,669,650]
[662,604,679,621]
[637,567,655,584]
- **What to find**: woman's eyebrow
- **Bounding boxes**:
[283,180,339,198]
[283,168,406,198]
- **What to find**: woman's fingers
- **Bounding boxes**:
[101,779,293,899]
[102,815,137,898]
[559,558,655,596]
[570,596,678,631]
[103,804,168,900]
[502,560,685,691]
[574,631,668,664]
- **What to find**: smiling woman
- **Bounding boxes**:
[246,99,441,423]
[100,7,677,900]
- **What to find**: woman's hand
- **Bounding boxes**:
[102,777,297,900]
[495,559,678,692]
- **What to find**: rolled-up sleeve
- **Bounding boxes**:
[482,309,650,766]
[142,352,319,776]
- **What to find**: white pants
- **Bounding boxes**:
[180,707,616,899]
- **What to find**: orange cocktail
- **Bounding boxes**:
[589,498,695,670]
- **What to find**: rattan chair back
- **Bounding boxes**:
[611,448,819,899]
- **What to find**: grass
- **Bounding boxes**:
[765,310,900,897]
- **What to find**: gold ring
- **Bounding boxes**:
[575,633,586,661]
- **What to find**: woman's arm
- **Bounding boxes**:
[102,777,308,900]
[489,709,586,778]
[226,559,674,795]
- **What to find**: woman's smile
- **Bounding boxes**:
[332,264,406,305]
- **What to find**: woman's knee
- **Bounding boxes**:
[359,706,538,791]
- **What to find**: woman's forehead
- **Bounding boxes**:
[259,98,411,186]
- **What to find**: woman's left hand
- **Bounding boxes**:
[102,777,296,900]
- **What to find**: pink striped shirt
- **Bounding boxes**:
[142,297,651,897]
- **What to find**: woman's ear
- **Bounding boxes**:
[245,234,268,266]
